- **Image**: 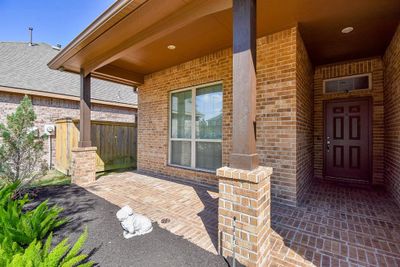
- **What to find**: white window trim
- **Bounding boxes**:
[168,81,223,173]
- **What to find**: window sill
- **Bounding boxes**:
[167,163,217,174]
[323,88,372,95]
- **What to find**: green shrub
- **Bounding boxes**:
[0,95,47,185]
[0,183,67,248]
[0,229,93,267]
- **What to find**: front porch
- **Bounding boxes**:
[84,171,400,266]
[48,1,400,265]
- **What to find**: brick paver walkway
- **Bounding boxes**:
[84,171,400,266]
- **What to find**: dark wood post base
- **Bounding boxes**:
[230,153,259,170]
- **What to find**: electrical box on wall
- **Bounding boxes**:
[44,124,56,136]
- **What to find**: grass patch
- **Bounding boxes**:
[30,169,71,187]
[0,170,70,188]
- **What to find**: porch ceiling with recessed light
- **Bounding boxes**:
[48,0,400,85]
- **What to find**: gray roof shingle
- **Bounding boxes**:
[0,42,137,106]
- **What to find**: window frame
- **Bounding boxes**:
[168,81,223,173]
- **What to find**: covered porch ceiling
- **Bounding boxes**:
[48,0,400,86]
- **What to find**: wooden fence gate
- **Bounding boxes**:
[55,118,137,174]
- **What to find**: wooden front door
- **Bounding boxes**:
[324,98,371,182]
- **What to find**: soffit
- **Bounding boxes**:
[52,0,400,84]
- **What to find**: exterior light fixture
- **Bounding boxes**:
[341,27,354,34]
[167,45,176,50]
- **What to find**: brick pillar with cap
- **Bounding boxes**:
[217,166,273,267]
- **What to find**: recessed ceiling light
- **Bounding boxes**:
[167,45,176,50]
[341,27,354,34]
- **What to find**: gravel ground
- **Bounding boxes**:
[31,184,228,267]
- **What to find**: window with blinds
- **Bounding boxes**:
[324,74,371,94]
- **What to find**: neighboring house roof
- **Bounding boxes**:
[0,42,137,107]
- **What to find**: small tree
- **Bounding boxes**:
[0,96,47,185]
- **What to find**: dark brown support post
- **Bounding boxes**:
[79,70,92,147]
[230,0,258,170]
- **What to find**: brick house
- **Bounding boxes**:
[48,1,400,266]
[0,42,137,167]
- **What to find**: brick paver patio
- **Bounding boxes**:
[84,171,400,266]
[271,182,400,267]
[85,171,219,254]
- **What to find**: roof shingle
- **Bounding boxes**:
[0,42,137,106]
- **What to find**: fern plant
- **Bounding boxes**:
[0,182,21,208]
[0,183,67,247]
[0,229,93,267]
[0,237,23,265]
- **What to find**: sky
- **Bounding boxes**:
[0,0,115,47]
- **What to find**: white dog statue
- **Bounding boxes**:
[116,205,153,239]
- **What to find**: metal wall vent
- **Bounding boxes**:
[323,74,371,93]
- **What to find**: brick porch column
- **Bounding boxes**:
[70,70,97,185]
[217,166,273,267]
[71,147,97,185]
[218,1,273,265]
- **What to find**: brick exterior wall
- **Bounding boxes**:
[138,48,232,186]
[139,27,311,206]
[295,31,314,202]
[256,28,298,206]
[313,58,385,185]
[0,91,136,168]
[383,24,400,206]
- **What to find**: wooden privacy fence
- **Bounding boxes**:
[55,118,137,174]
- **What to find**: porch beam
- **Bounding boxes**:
[93,64,144,85]
[78,70,92,147]
[230,0,258,170]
